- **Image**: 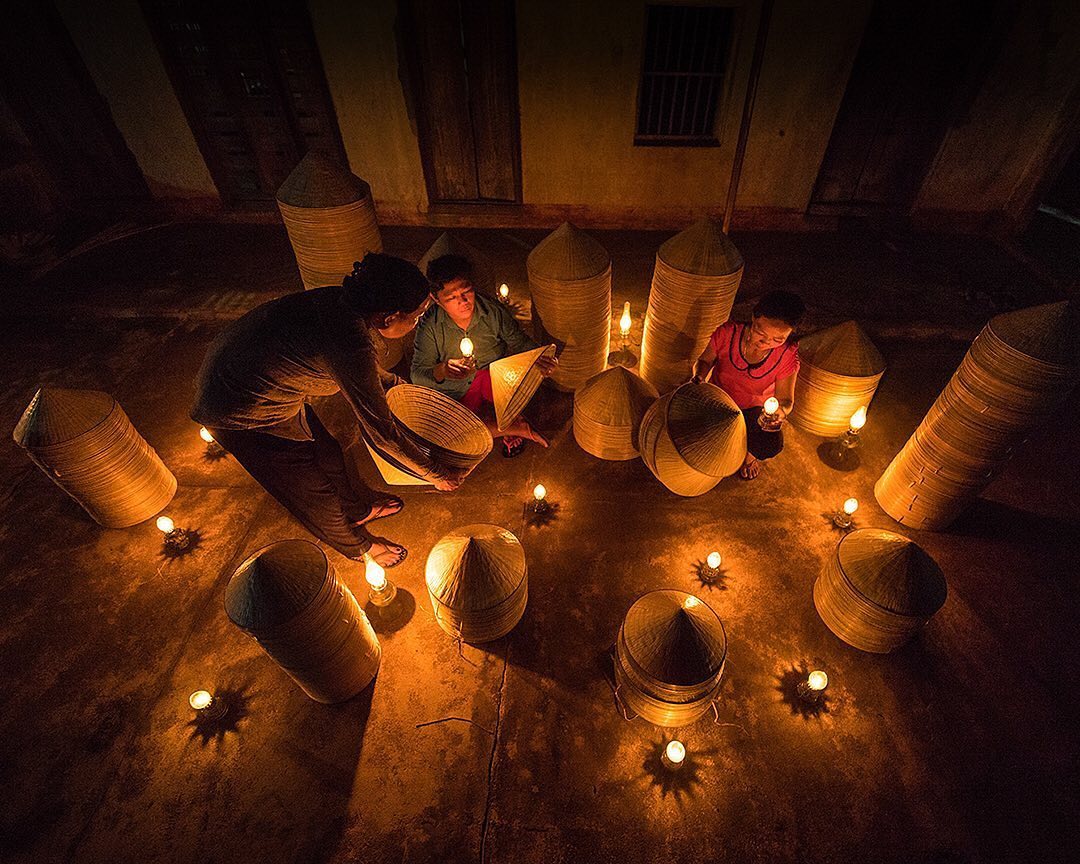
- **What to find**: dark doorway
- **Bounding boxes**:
[399,0,522,207]
[142,0,346,209]
[810,0,1016,219]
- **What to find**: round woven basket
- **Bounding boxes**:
[637,381,747,496]
[792,321,885,437]
[573,366,659,460]
[418,231,497,297]
[382,384,493,480]
[490,344,557,431]
[276,152,382,290]
[639,219,743,394]
[875,301,1078,530]
[813,529,947,653]
[527,222,612,392]
[614,590,727,727]
[13,387,176,528]
[425,524,528,643]
[224,540,380,703]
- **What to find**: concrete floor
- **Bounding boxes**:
[1,222,1077,864]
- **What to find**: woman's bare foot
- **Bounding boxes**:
[367,540,408,568]
[352,496,404,526]
[740,453,761,480]
[508,418,548,447]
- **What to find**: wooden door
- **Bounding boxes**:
[143,0,346,208]
[400,0,522,205]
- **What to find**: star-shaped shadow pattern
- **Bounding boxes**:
[691,559,729,592]
[187,682,252,745]
[777,663,832,719]
[523,500,560,528]
[639,738,717,802]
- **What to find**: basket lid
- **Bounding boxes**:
[13,387,116,448]
[426,524,526,611]
[622,590,727,686]
[666,382,746,475]
[657,218,743,276]
[527,222,610,281]
[574,366,658,426]
[224,540,329,630]
[798,321,885,377]
[987,300,1080,367]
[836,529,947,616]
[276,151,371,208]
[417,231,496,296]
[490,344,557,431]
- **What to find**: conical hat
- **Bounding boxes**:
[574,366,658,426]
[657,218,743,276]
[417,231,497,296]
[276,151,371,208]
[622,591,727,686]
[527,222,610,281]
[798,321,885,377]
[836,529,947,616]
[363,439,430,486]
[666,382,747,476]
[987,300,1080,367]
[224,540,329,630]
[490,344,557,431]
[13,387,116,448]
[426,524,526,612]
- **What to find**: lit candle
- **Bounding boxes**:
[499,283,510,301]
[706,551,722,571]
[662,739,686,770]
[849,405,867,431]
[833,497,859,529]
[188,688,227,720]
[533,483,546,503]
[842,497,858,516]
[199,426,215,444]
[459,337,474,360]
[156,515,175,534]
[619,302,632,339]
[156,514,192,552]
[189,690,213,711]
[365,557,387,592]
[763,396,780,416]
[797,670,829,702]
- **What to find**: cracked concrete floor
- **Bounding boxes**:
[0,222,1077,864]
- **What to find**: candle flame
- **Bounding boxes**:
[849,405,867,430]
[807,670,829,691]
[499,283,509,298]
[842,497,859,515]
[763,397,780,415]
[365,556,387,591]
[189,690,213,710]
[665,740,686,764]
[706,551,722,570]
[156,515,175,534]
[459,337,474,358]
[619,301,632,336]
[199,426,215,444]
[533,484,546,501]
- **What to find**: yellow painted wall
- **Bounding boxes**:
[54,0,217,200]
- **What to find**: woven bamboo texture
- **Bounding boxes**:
[875,301,1079,530]
[417,231,497,297]
[276,152,382,290]
[527,222,611,391]
[490,344,557,431]
[13,387,176,528]
[224,540,380,703]
[425,524,528,643]
[614,590,727,727]
[639,219,744,394]
[813,529,947,653]
[637,381,747,496]
[792,321,886,437]
[573,366,659,460]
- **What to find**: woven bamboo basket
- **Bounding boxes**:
[792,321,885,437]
[490,344,557,431]
[614,590,727,727]
[814,529,947,653]
[637,381,747,496]
[425,524,528,643]
[276,152,382,290]
[875,301,1079,530]
[639,219,744,394]
[13,387,176,528]
[573,366,659,460]
[418,231,497,297]
[527,222,612,391]
[224,540,381,703]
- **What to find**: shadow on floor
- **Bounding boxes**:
[946,497,1079,542]
[776,664,832,719]
[365,588,416,635]
[639,737,716,801]
[187,679,253,746]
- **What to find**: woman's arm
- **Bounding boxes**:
[692,341,717,383]
[774,368,797,416]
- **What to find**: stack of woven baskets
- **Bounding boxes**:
[573,366,658,460]
[640,219,744,394]
[13,387,175,527]
[276,151,382,290]
[224,540,381,703]
[792,321,885,437]
[425,524,528,643]
[614,590,727,726]
[875,301,1079,530]
[527,222,612,391]
[814,529,947,653]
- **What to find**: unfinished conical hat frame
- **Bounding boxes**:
[13,387,176,527]
[639,219,744,393]
[276,151,382,290]
[417,231,497,297]
[615,590,727,726]
[527,222,612,391]
[637,381,747,496]
[225,540,380,703]
[573,365,659,460]
[792,321,886,437]
[875,301,1079,530]
[425,524,528,643]
[490,343,557,431]
[814,529,947,653]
